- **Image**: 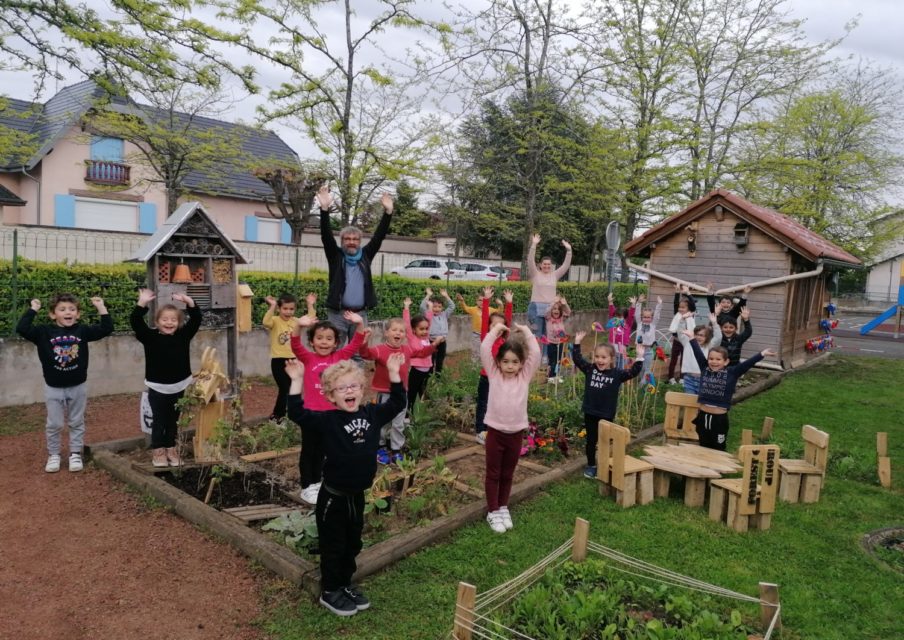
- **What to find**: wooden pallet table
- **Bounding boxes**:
[641,444,741,507]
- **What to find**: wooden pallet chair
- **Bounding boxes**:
[663,391,700,444]
[597,420,654,507]
[709,444,780,532]
[778,425,830,503]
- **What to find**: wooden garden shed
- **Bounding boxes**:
[624,189,861,369]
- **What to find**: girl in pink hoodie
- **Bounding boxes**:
[607,292,637,369]
[480,322,541,534]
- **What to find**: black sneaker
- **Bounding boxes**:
[319,589,358,617]
[343,585,370,611]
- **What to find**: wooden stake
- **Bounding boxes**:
[204,476,218,505]
[878,433,892,488]
[572,517,590,563]
[741,429,753,447]
[452,582,476,640]
[760,417,774,441]
[758,582,781,632]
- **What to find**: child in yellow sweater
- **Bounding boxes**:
[456,291,502,361]
[263,292,316,420]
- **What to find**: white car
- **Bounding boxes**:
[460,262,508,282]
[391,258,466,280]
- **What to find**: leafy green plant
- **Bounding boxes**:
[261,510,318,551]
[404,400,443,459]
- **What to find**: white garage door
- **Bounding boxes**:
[74,198,138,232]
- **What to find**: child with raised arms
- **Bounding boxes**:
[17,293,113,472]
[667,283,697,384]
[290,309,367,505]
[480,321,540,533]
[131,288,201,468]
[720,306,752,366]
[607,292,636,369]
[286,353,406,617]
[544,295,571,383]
[456,291,501,361]
[572,331,645,479]
[676,312,722,395]
[404,296,433,415]
[682,330,775,450]
[420,287,454,373]
[475,287,513,445]
[359,314,441,463]
[263,292,303,421]
[633,294,662,381]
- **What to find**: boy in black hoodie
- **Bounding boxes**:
[286,352,405,617]
[17,293,113,473]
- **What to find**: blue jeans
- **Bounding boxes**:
[327,308,367,362]
[682,374,700,395]
[527,302,550,339]
[641,346,654,381]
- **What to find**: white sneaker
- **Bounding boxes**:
[475,431,486,445]
[69,453,83,472]
[486,510,506,534]
[498,506,513,530]
[300,482,321,505]
[547,377,557,384]
[45,454,61,473]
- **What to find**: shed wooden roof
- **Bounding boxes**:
[624,189,861,266]
[128,201,248,264]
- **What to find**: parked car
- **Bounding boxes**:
[502,267,521,281]
[391,258,466,280]
[460,262,508,281]
[607,265,650,283]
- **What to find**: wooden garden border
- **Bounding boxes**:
[86,368,787,594]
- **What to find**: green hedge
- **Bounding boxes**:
[0,259,645,335]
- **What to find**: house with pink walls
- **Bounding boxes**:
[0,80,300,244]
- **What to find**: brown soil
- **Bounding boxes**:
[0,380,280,640]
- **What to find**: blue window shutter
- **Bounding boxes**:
[54,194,76,227]
[90,136,124,162]
[244,215,258,241]
[138,202,157,233]
[281,220,291,244]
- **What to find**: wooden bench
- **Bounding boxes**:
[709,444,780,532]
[597,420,654,508]
[778,425,829,503]
[641,443,739,507]
[663,391,700,445]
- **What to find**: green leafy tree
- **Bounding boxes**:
[208,0,439,226]
[386,180,433,238]
[729,64,904,257]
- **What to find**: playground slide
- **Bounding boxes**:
[860,306,897,335]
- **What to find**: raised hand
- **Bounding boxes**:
[574,330,587,344]
[743,285,753,294]
[172,293,194,307]
[425,287,433,298]
[297,315,316,328]
[561,239,571,251]
[403,297,412,308]
[483,286,494,300]
[761,348,777,357]
[512,322,531,334]
[607,292,614,303]
[740,306,750,321]
[628,296,637,305]
[531,233,541,245]
[306,292,317,306]
[657,296,662,305]
[90,297,107,313]
[680,284,691,294]
[709,312,717,325]
[636,344,646,359]
[439,288,449,298]
[315,184,333,210]
[265,295,277,307]
[674,281,682,292]
[638,294,647,303]
[284,359,304,381]
[381,192,394,215]
[344,310,363,326]
[681,329,695,338]
[431,336,445,347]
[503,289,514,303]
[137,288,156,307]
[386,352,405,376]
[30,298,41,311]
[455,292,465,303]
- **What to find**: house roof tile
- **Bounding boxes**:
[0,184,27,206]
[624,189,861,265]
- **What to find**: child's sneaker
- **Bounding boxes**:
[497,506,513,530]
[486,510,506,534]
[376,448,391,465]
[69,453,84,473]
[583,465,597,479]
[300,482,320,505]
[319,589,358,617]
[668,378,677,385]
[45,454,61,473]
[165,447,182,467]
[342,585,370,611]
[152,448,169,468]
[391,451,403,464]
[475,431,486,445]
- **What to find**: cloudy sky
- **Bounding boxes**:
[3,0,902,162]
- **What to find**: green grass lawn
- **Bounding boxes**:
[262,356,904,640]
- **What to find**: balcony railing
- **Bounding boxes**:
[85,160,131,186]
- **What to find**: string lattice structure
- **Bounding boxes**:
[452,536,781,640]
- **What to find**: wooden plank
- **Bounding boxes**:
[778,470,802,503]
[640,455,721,479]
[652,471,671,498]
[684,478,707,507]
[779,460,820,475]
[637,469,654,505]
[801,475,822,503]
[759,583,782,631]
[709,485,725,521]
[453,582,476,640]
[741,429,753,447]
[617,473,637,508]
[131,461,204,475]
[224,505,301,522]
[760,417,774,441]
[877,432,888,457]
[239,446,301,463]
[802,425,829,449]
[572,518,590,562]
[453,480,484,499]
[879,456,892,489]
